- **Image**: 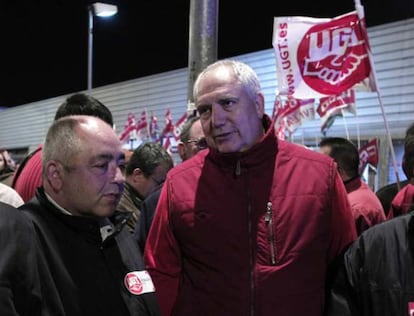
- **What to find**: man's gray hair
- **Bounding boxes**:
[193,60,262,102]
[42,116,86,177]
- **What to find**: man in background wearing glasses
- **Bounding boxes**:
[135,116,206,251]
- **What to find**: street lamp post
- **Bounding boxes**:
[87,2,118,91]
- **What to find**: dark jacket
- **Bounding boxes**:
[0,202,41,316]
[16,188,160,316]
[135,185,162,252]
[145,115,356,316]
[325,212,414,316]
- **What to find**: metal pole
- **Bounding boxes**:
[187,0,218,115]
[88,6,93,91]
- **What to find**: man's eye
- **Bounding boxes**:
[94,163,109,172]
[221,100,235,109]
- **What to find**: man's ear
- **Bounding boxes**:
[45,160,64,191]
[402,155,412,180]
[178,142,186,161]
[131,167,145,184]
[255,93,265,118]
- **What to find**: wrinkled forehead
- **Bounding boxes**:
[77,123,123,156]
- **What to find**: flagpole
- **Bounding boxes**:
[145,107,150,141]
[354,0,400,189]
[340,109,350,140]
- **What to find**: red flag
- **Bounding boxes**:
[282,97,315,133]
[136,110,148,140]
[358,138,379,174]
[273,10,376,99]
[162,135,172,154]
[149,112,159,141]
[273,96,315,134]
[272,97,286,140]
[160,108,174,138]
[317,89,356,134]
[172,113,188,141]
[119,113,136,142]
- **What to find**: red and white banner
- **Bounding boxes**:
[317,89,356,134]
[172,113,188,141]
[273,96,315,133]
[273,10,376,99]
[358,138,379,174]
[149,112,159,141]
[136,110,149,140]
[160,108,173,139]
[119,112,136,142]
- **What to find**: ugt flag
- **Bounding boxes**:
[273,10,376,99]
[358,138,379,174]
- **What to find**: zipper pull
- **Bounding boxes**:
[265,202,272,223]
[235,160,241,176]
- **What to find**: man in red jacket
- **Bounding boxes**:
[144,60,356,316]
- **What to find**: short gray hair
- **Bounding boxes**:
[42,116,85,177]
[193,60,262,102]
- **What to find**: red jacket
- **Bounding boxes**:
[145,117,356,316]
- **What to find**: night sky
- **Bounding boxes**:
[1,0,413,108]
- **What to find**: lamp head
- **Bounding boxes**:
[92,2,118,17]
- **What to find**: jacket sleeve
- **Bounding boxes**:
[324,240,362,316]
[0,204,41,316]
[327,167,357,262]
[144,181,181,316]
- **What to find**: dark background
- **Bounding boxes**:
[1,0,413,108]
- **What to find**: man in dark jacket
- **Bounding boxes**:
[325,212,414,316]
[1,115,160,316]
[144,59,357,316]
[0,201,40,316]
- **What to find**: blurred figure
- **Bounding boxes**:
[0,201,40,315]
[177,116,206,161]
[6,116,160,316]
[376,122,414,215]
[387,134,414,218]
[320,137,386,235]
[135,116,206,251]
[325,212,414,315]
[0,148,16,185]
[0,182,24,207]
[117,142,173,233]
[12,93,113,202]
[144,60,356,316]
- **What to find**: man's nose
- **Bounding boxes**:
[211,104,226,127]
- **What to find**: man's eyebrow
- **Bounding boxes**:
[89,153,114,163]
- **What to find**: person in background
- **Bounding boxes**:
[376,122,414,215]
[0,182,24,207]
[387,134,414,218]
[7,115,160,316]
[117,142,173,233]
[144,59,356,316]
[0,201,40,315]
[12,93,114,203]
[135,116,206,252]
[325,202,414,315]
[0,149,16,185]
[319,137,386,235]
[177,116,206,161]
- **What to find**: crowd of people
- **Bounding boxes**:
[0,59,413,316]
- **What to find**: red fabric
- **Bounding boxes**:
[345,177,386,235]
[13,146,43,203]
[144,117,356,316]
[387,183,414,219]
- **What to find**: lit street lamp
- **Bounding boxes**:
[88,2,118,91]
